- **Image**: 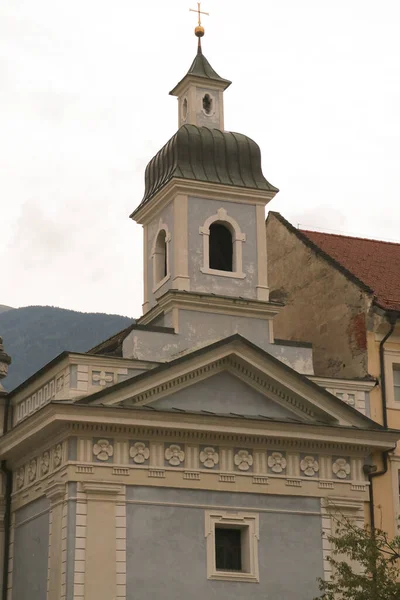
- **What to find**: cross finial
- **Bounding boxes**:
[189,2,209,53]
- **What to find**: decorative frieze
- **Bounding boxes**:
[92,370,114,387]
[76,465,94,474]
[351,483,367,492]
[27,459,37,483]
[12,432,368,501]
[113,467,130,476]
[40,451,50,476]
[183,471,201,480]
[318,481,334,490]
[148,469,165,478]
[54,444,63,468]
[14,441,66,493]
[286,479,302,487]
[219,474,235,483]
[253,476,269,485]
[16,467,25,490]
[14,378,57,424]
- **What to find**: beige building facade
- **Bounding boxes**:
[266,211,400,536]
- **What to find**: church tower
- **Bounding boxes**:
[130,14,280,349]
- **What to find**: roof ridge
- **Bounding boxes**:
[301,228,400,247]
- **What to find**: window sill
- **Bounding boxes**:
[152,274,170,294]
[387,402,400,410]
[200,267,246,279]
[208,571,259,583]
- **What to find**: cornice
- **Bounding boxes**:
[0,403,397,460]
[133,179,275,225]
[309,376,377,392]
[138,290,282,326]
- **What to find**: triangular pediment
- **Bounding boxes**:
[85,335,379,430]
[149,371,302,421]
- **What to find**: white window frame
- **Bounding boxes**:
[151,220,171,293]
[199,208,246,279]
[383,350,400,408]
[205,510,259,583]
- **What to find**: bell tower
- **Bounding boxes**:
[169,3,231,131]
[131,6,279,317]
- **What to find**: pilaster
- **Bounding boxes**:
[256,204,269,300]
[142,225,150,313]
[46,482,66,600]
[172,194,190,291]
[81,482,125,600]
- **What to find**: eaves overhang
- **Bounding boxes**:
[0,401,398,461]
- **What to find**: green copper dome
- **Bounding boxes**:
[132,125,278,215]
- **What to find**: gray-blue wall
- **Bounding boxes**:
[126,487,323,600]
[151,371,296,419]
[12,497,50,600]
[188,197,258,299]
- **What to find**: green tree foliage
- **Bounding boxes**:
[315,516,400,600]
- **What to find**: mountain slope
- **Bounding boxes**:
[0,305,13,314]
[0,306,134,391]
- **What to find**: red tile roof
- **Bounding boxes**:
[300,229,400,312]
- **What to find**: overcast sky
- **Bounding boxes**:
[1,0,399,318]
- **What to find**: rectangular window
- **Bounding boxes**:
[394,366,400,402]
[205,510,259,583]
[215,528,242,571]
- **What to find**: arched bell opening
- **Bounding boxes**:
[154,229,168,284]
[209,222,233,272]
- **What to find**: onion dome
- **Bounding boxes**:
[131,125,278,216]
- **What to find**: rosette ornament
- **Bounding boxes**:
[234,450,253,471]
[300,456,319,477]
[165,444,185,466]
[93,439,114,462]
[130,442,150,464]
[199,447,219,469]
[267,452,287,474]
[332,458,351,479]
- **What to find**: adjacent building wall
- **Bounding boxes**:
[266,213,371,378]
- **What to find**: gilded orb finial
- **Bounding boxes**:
[189,2,209,51]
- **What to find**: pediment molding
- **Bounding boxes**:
[117,354,324,424]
